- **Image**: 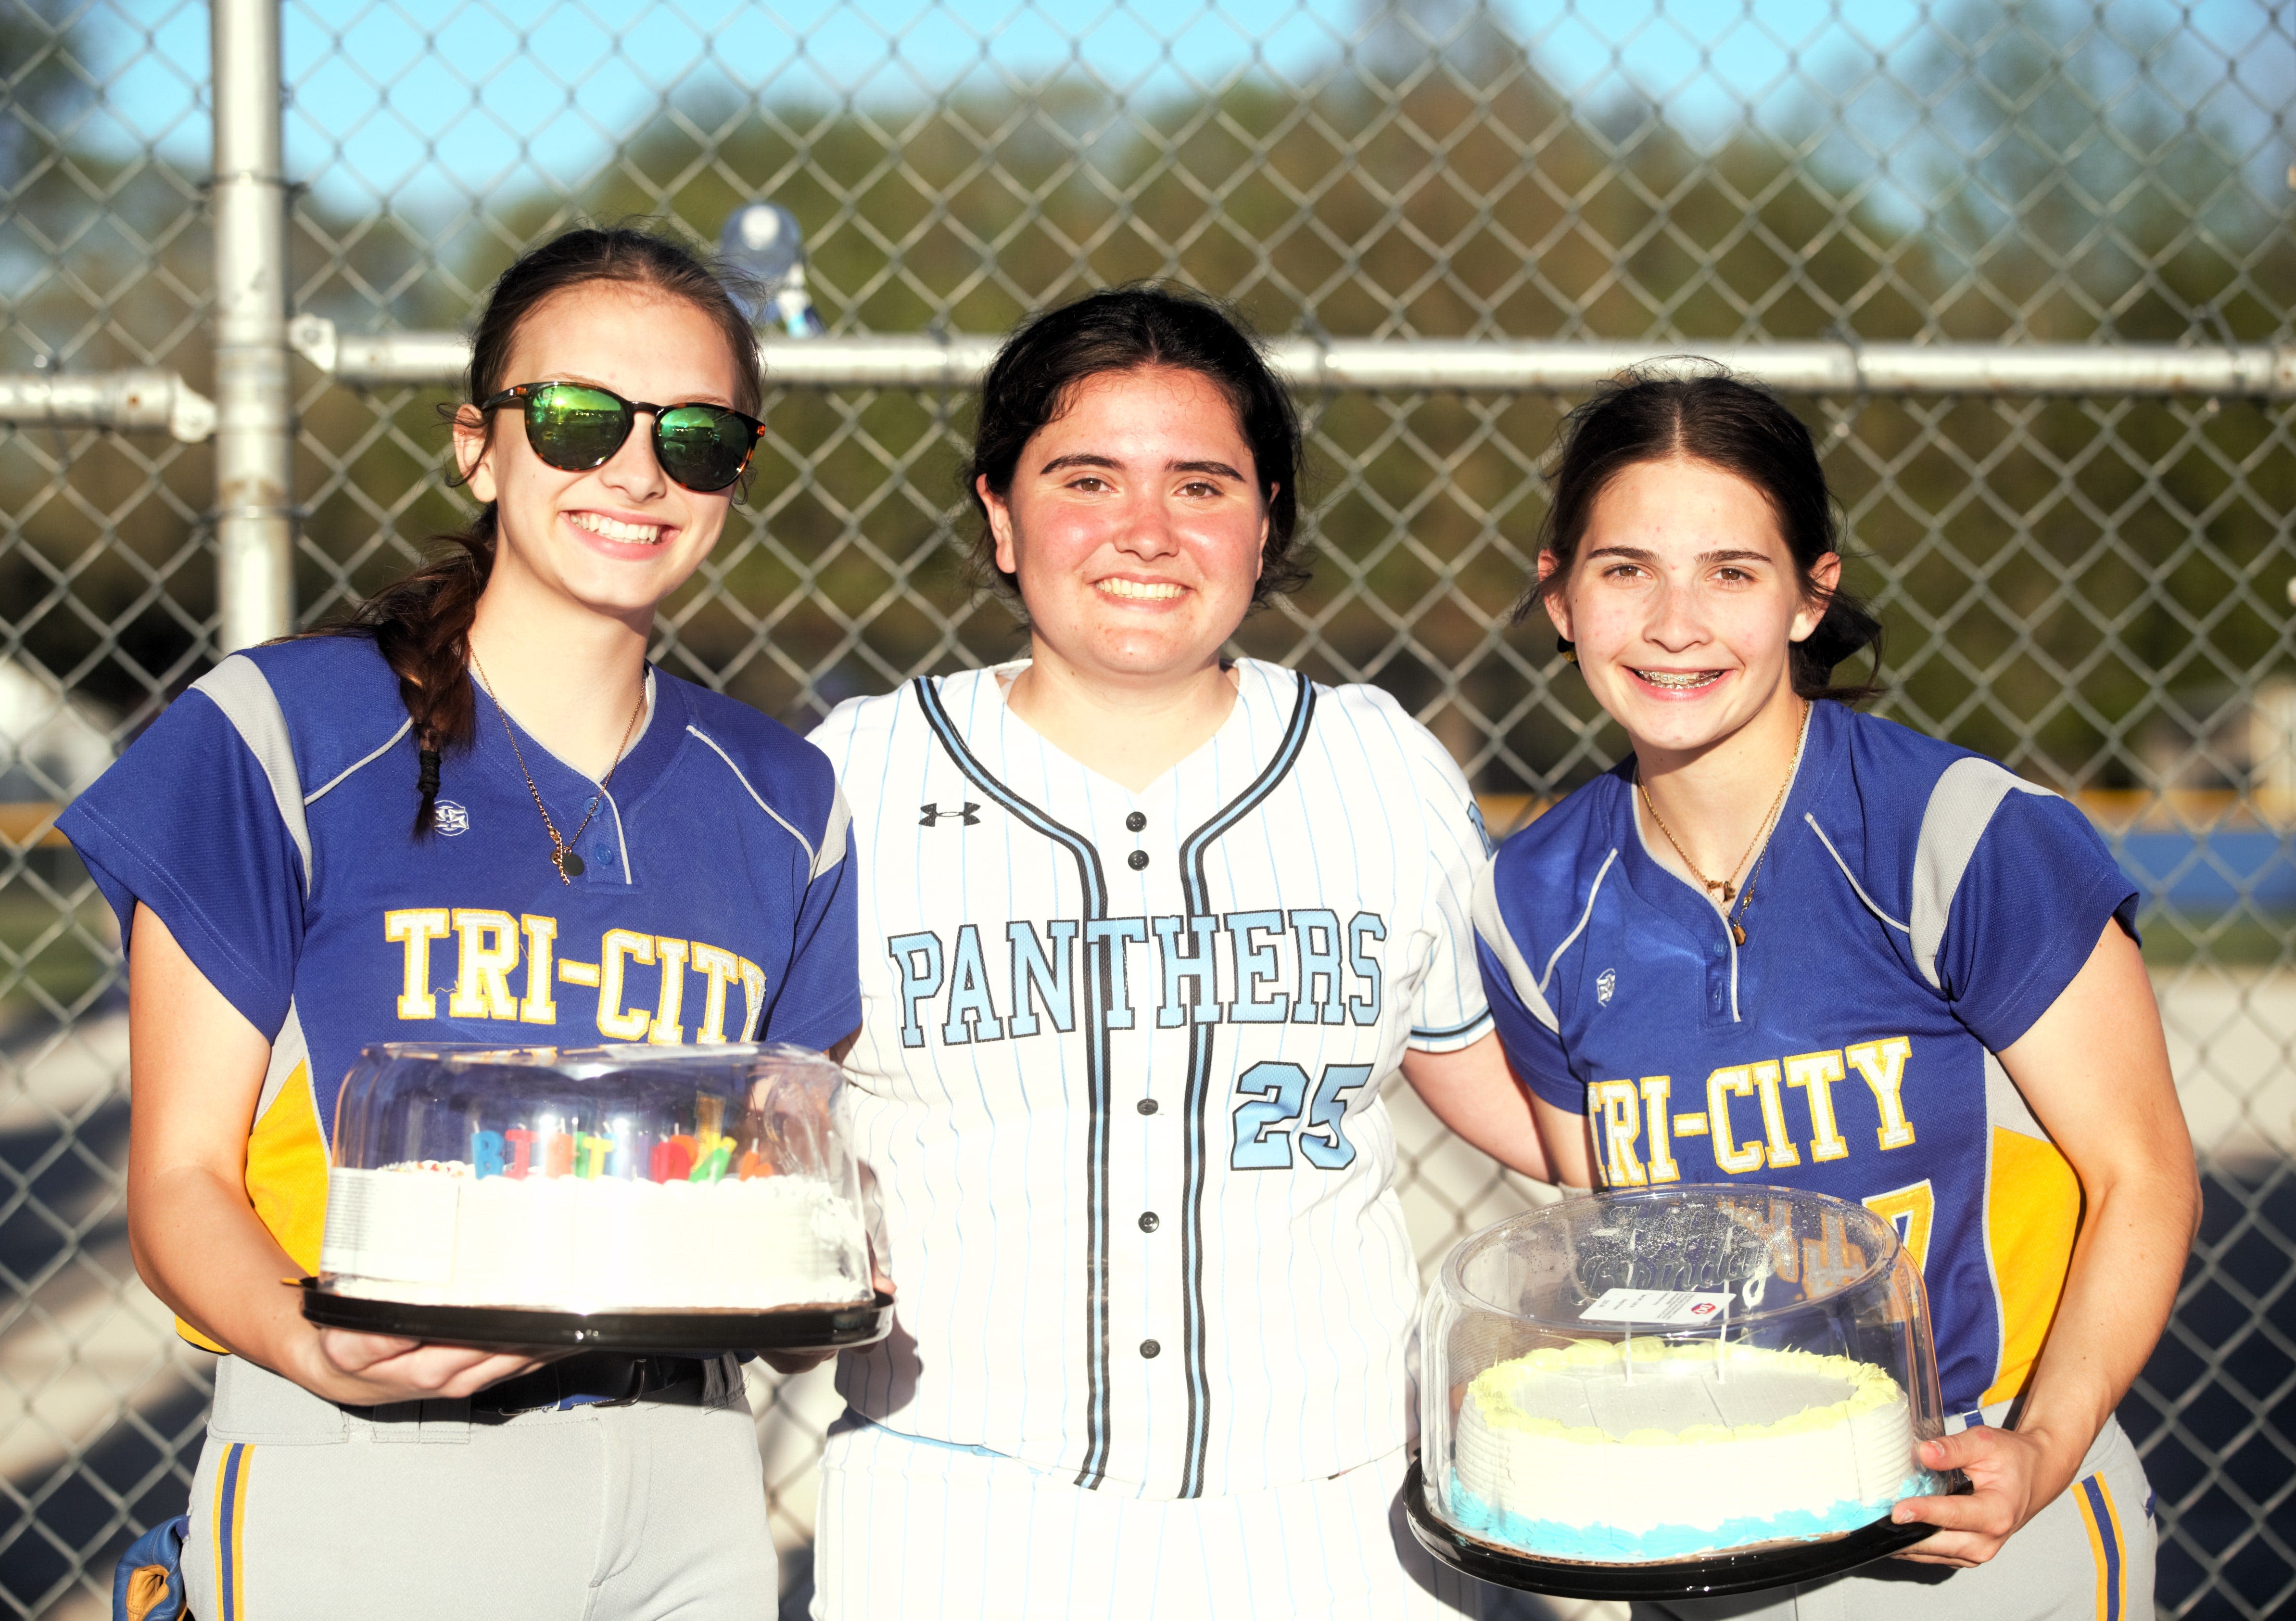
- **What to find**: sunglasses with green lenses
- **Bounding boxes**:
[479,381,766,493]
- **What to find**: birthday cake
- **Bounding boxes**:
[316,1043,873,1314]
[1418,1187,1951,1572]
[1449,1338,1926,1562]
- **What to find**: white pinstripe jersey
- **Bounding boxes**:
[808,658,1493,1501]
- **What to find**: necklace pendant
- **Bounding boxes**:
[1720,881,1737,903]
[1731,922,1747,947]
[557,848,585,879]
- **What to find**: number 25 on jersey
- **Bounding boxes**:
[1231,1061,1370,1170]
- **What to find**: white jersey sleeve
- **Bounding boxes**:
[1313,683,1495,1054]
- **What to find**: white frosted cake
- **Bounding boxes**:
[318,1157,871,1313]
[1451,1339,1926,1561]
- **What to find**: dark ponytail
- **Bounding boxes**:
[1520,367,1884,704]
[308,225,763,836]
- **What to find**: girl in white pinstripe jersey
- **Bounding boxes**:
[804,286,1552,1619]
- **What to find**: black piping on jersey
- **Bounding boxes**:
[1411,1010,1491,1042]
[1174,669,1316,1498]
[912,676,1120,1490]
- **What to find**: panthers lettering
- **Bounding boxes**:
[885,911,1387,1047]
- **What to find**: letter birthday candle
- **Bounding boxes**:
[650,1135,696,1183]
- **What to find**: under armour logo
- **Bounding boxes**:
[919,802,981,827]
[1596,968,1616,1006]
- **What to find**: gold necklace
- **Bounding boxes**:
[471,650,647,884]
[1639,703,1810,944]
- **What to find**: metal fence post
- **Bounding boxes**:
[210,0,293,651]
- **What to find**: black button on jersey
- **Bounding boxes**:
[1136,1098,1159,1115]
[1140,1340,1161,1359]
[1125,811,1147,832]
[1128,850,1150,870]
[1139,1212,1159,1232]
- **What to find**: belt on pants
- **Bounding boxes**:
[466,1353,712,1415]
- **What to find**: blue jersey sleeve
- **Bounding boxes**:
[755,789,863,1051]
[1470,854,1581,1111]
[1475,933,1577,1109]
[56,681,304,1041]
[1929,788,2139,1053]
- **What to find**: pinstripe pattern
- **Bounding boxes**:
[915,675,1120,1488]
[813,660,1493,1504]
[1176,671,1315,1497]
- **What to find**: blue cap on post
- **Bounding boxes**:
[718,203,826,338]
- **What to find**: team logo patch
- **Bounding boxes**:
[432,800,470,836]
[1596,967,1616,1005]
[919,802,981,827]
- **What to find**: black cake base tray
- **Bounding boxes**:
[300,1279,893,1353]
[1402,1459,1954,1601]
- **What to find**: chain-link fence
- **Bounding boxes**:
[4,0,2294,1615]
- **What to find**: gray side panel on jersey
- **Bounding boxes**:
[192,655,314,893]
[1907,756,2056,990]
[1983,1048,2054,1144]
[257,999,312,1122]
[814,785,852,881]
[1470,857,1558,1034]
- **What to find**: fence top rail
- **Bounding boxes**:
[283,317,2296,399]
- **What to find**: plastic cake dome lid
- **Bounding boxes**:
[1441,1185,1906,1332]
[349,1041,834,1077]
[340,1042,836,1079]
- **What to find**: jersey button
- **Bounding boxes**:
[1136,1098,1159,1115]
[1139,1212,1159,1232]
[1128,850,1150,870]
[1125,811,1147,832]
[1140,1340,1161,1359]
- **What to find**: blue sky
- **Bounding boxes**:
[71,0,2295,221]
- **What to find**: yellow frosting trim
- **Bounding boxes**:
[1463,1339,1906,1446]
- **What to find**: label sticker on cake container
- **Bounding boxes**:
[1580,1287,1734,1325]
[319,1167,459,1284]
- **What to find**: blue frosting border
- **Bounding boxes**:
[1448,1470,1939,1563]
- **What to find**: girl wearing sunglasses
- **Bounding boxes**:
[61,227,859,1619]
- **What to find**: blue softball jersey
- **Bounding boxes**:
[60,635,861,1348]
[1473,699,2138,1417]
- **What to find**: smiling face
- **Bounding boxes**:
[454,279,747,633]
[982,365,1271,690]
[1542,455,1837,764]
